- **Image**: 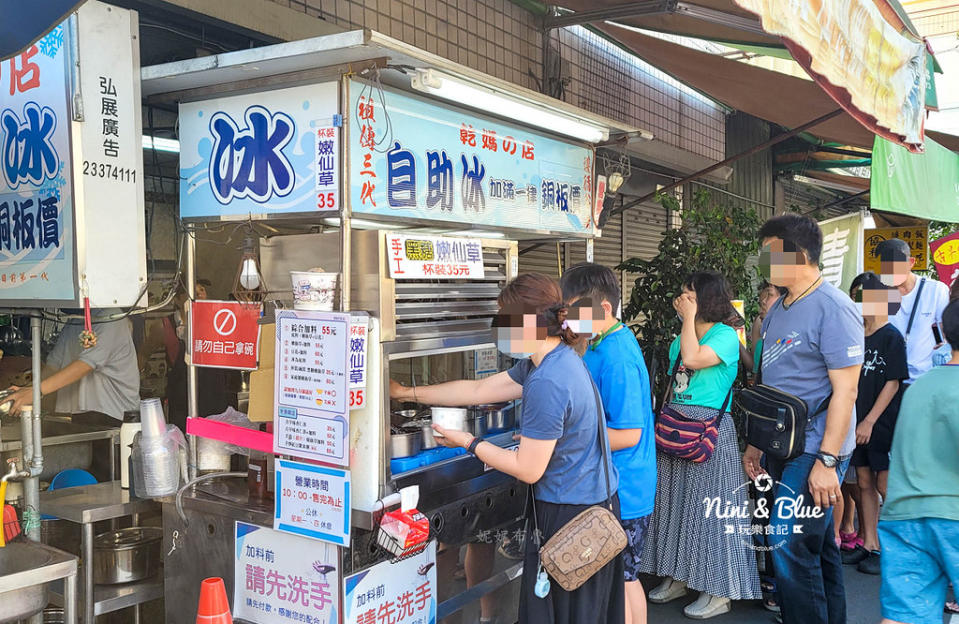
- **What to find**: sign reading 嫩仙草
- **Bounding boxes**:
[350,79,594,235]
[0,25,75,301]
[179,82,340,219]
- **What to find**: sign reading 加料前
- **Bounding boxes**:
[349,79,594,235]
[0,24,76,302]
[178,82,340,219]
[343,541,438,624]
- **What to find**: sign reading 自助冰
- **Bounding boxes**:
[178,83,339,219]
[190,300,262,370]
[385,233,485,280]
[273,309,351,465]
[343,541,438,624]
[864,226,928,274]
[234,521,340,624]
[274,459,350,546]
[350,80,594,235]
[0,24,76,302]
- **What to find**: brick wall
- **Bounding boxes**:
[278,0,727,160]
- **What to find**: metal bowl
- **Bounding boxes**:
[93,527,162,585]
[403,419,437,450]
[389,431,423,459]
[465,413,488,438]
[471,403,515,431]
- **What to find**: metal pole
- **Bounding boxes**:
[599,108,846,227]
[82,521,94,624]
[22,317,42,542]
[186,232,198,481]
[340,75,352,312]
[64,570,78,624]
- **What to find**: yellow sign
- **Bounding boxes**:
[731,299,746,346]
[863,226,928,274]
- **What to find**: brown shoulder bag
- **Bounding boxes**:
[531,368,627,593]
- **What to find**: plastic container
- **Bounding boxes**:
[131,427,182,498]
[429,407,467,437]
[290,271,339,310]
[139,398,166,439]
[120,410,141,490]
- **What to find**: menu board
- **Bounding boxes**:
[274,310,351,465]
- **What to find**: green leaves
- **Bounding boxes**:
[618,190,762,397]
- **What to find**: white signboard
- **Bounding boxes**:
[274,459,350,546]
[343,542,438,624]
[314,125,339,210]
[349,313,368,410]
[273,310,351,465]
[386,233,485,280]
[234,521,340,624]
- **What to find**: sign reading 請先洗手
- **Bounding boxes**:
[178,82,340,219]
[343,541,437,624]
[234,521,340,624]
[385,233,485,280]
[350,80,594,235]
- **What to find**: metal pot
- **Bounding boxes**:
[403,419,437,450]
[389,431,423,459]
[93,527,162,585]
[429,407,468,437]
[470,403,515,432]
[465,412,488,438]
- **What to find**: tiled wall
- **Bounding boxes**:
[278,0,727,160]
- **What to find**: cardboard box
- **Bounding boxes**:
[247,367,275,423]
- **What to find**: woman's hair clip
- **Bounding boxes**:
[561,320,569,330]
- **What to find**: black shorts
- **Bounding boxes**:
[621,514,651,582]
[850,421,894,472]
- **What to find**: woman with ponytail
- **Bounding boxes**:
[392,273,625,624]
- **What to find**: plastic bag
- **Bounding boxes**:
[132,425,187,498]
[196,408,256,471]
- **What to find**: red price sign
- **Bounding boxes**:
[349,389,364,409]
[190,300,262,369]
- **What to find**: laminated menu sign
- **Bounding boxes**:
[274,310,351,465]
[343,541,437,624]
[234,521,340,624]
[274,459,350,546]
[386,233,485,280]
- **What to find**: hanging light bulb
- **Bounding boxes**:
[607,171,625,194]
[233,236,267,303]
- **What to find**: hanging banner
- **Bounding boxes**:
[385,233,485,279]
[189,300,262,369]
[273,309,351,465]
[179,82,340,219]
[0,23,76,303]
[234,521,340,624]
[343,542,437,624]
[930,232,959,289]
[819,213,864,294]
[733,0,927,150]
[871,136,959,222]
[349,80,594,235]
[864,225,928,274]
[274,459,350,546]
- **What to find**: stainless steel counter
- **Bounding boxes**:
[0,418,118,453]
[1,417,119,482]
[39,481,158,524]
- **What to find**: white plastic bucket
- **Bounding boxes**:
[290,271,339,311]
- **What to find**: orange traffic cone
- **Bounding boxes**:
[196,577,233,624]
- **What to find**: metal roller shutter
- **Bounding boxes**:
[518,241,562,278]
[623,201,669,307]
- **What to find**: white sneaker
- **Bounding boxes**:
[683,592,731,620]
[649,578,688,604]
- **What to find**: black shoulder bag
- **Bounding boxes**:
[733,301,830,461]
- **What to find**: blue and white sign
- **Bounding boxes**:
[350,79,594,235]
[179,82,339,219]
[234,522,340,624]
[343,542,437,624]
[275,459,350,546]
[0,25,76,302]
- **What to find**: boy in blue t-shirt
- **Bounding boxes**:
[561,263,656,624]
[879,299,959,624]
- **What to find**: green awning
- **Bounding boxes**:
[871,136,959,222]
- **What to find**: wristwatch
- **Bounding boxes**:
[816,452,839,468]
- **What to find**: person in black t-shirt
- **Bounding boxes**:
[844,272,908,575]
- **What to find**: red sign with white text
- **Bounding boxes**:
[190,300,262,369]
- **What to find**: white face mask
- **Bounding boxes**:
[565,318,595,339]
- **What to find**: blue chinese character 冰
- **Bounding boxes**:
[461,155,486,213]
[1,102,59,189]
[209,106,295,205]
[387,141,416,207]
[426,150,453,211]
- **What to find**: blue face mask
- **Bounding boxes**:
[495,330,532,359]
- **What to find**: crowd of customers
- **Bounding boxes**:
[391,213,958,624]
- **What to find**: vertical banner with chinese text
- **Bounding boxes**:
[0,22,76,303]
[819,213,863,294]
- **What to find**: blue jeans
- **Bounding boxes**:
[766,453,849,624]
